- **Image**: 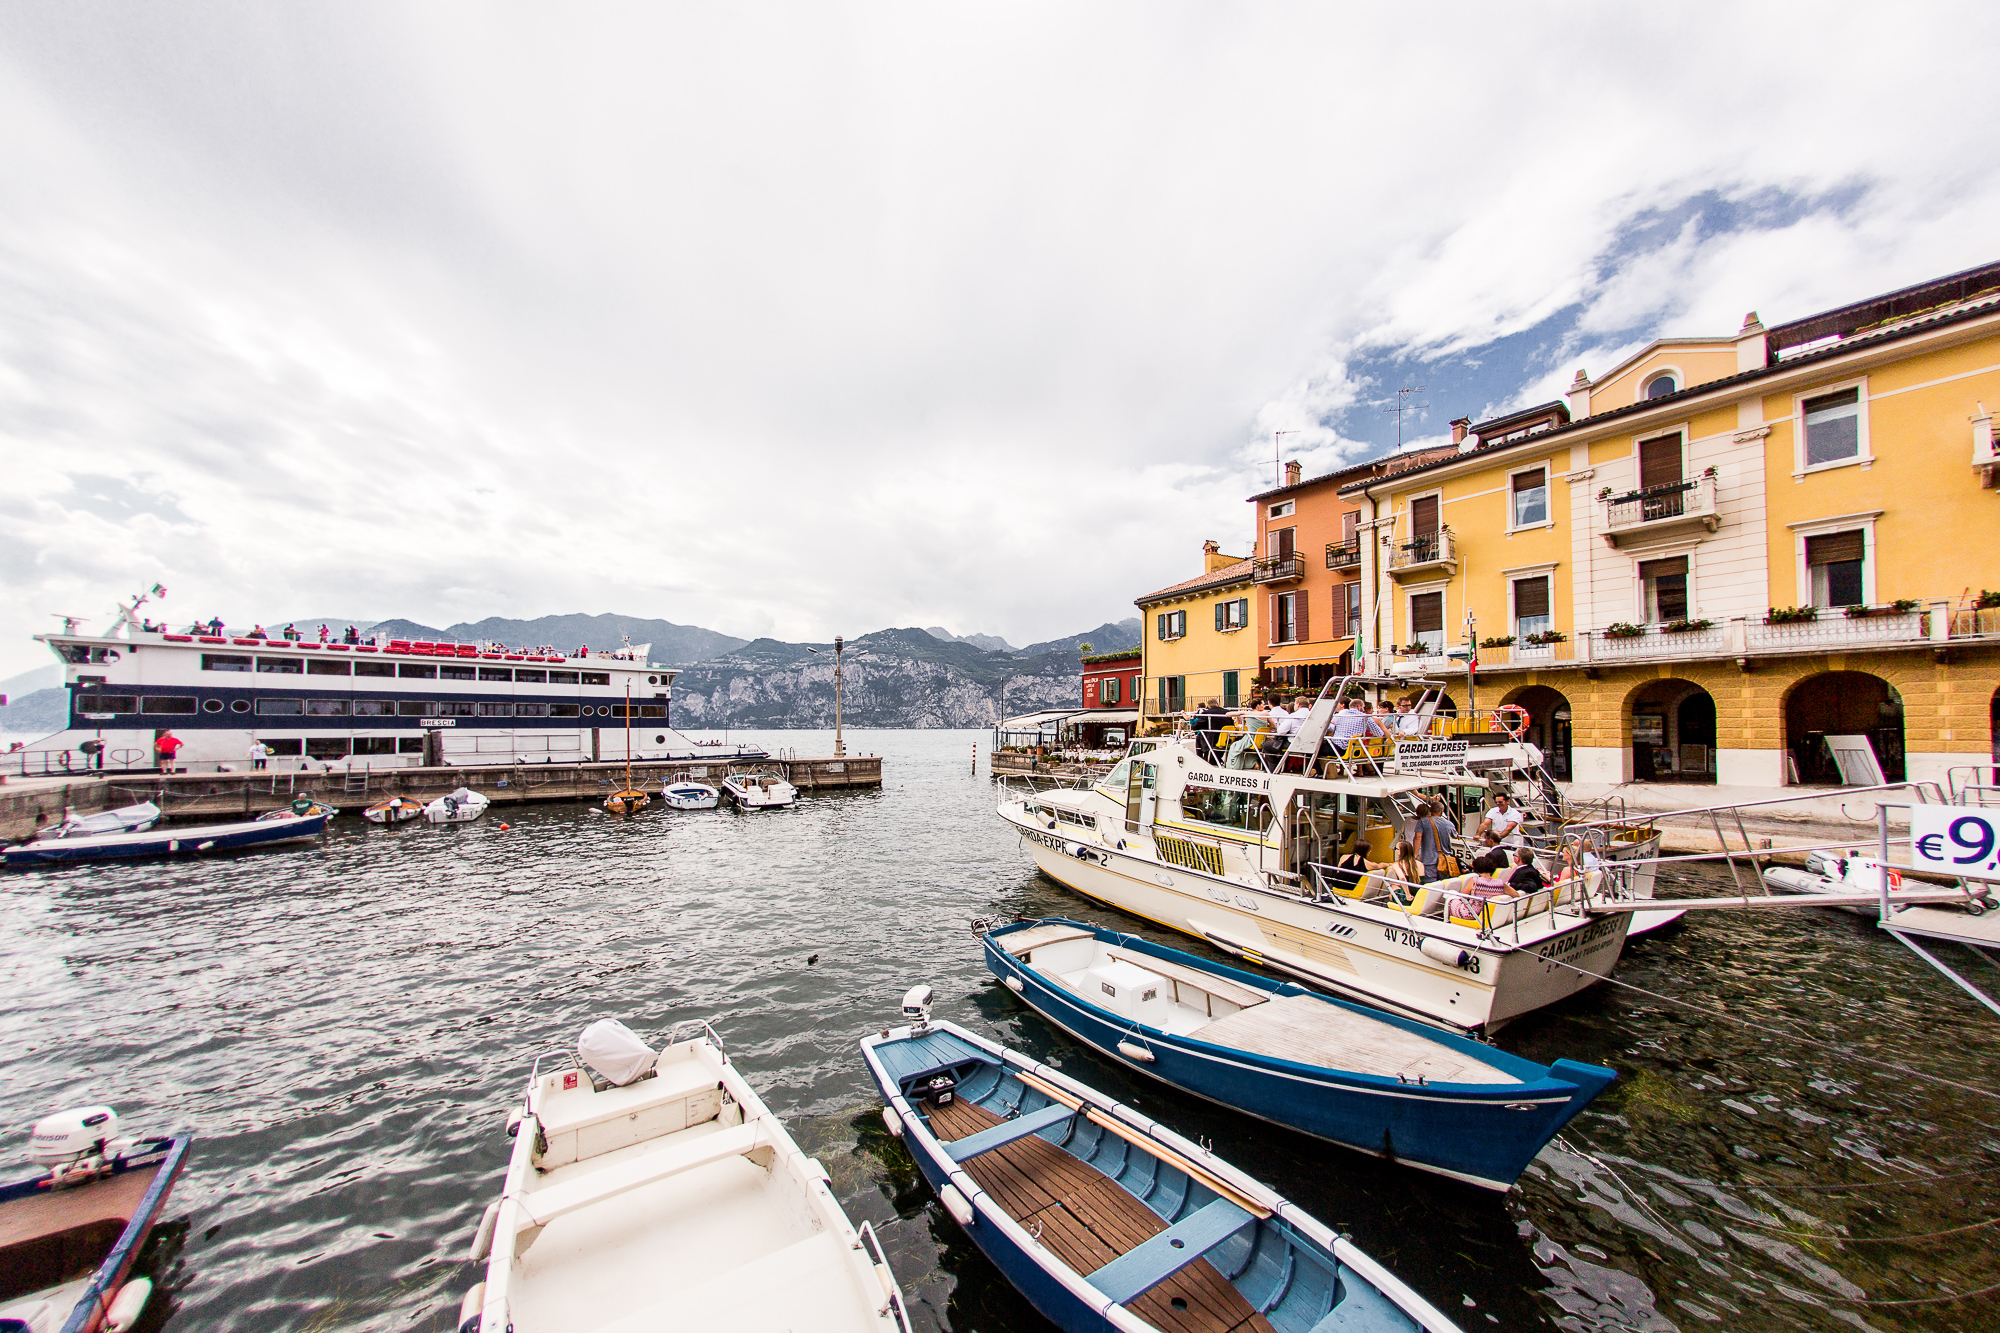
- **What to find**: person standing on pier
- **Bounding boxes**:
[154,730,184,773]
[247,739,271,771]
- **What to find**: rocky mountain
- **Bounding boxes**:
[669,626,1090,729]
[922,626,1018,653]
[0,688,67,738]
[1018,618,1141,658]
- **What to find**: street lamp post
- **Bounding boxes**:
[805,636,850,757]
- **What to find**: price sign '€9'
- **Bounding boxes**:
[1910,807,2000,882]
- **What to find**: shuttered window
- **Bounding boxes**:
[1513,576,1552,639]
[1511,470,1548,526]
[1638,435,1683,489]
[1295,591,1309,644]
[1803,389,1861,466]
[1807,529,1866,607]
[1341,510,1359,543]
[1409,592,1444,654]
[1329,582,1346,633]
[1805,530,1864,565]
[1270,526,1296,559]
[1270,594,1296,644]
[1410,495,1440,536]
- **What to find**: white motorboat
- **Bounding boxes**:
[425,787,491,825]
[660,781,721,810]
[457,1019,911,1333]
[364,796,426,824]
[54,802,162,838]
[722,771,797,810]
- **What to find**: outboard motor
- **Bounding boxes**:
[901,984,934,1036]
[30,1106,133,1186]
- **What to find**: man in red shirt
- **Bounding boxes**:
[154,730,184,773]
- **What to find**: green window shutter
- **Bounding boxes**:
[1214,603,1225,632]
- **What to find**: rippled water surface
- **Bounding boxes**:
[6,730,1999,1332]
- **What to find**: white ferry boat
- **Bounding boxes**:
[997,678,1649,1033]
[7,596,764,774]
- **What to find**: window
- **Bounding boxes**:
[1343,580,1361,637]
[430,701,476,717]
[306,659,351,676]
[1410,495,1440,536]
[1156,610,1187,640]
[440,664,477,681]
[1179,785,1272,833]
[1511,469,1548,527]
[1803,388,1861,467]
[581,672,610,686]
[352,700,395,716]
[1269,526,1296,559]
[1645,372,1678,399]
[201,654,252,672]
[77,694,137,714]
[1214,598,1247,632]
[515,703,551,717]
[1640,556,1689,622]
[230,699,251,713]
[1408,592,1444,653]
[397,701,428,716]
[478,702,514,716]
[639,705,667,719]
[306,738,350,760]
[354,661,395,677]
[1513,576,1552,640]
[1222,671,1239,709]
[256,657,303,674]
[202,699,223,713]
[1101,676,1121,705]
[263,738,304,757]
[549,703,581,718]
[1158,676,1185,714]
[478,667,513,681]
[1270,592,1305,644]
[1329,583,1347,638]
[516,669,547,683]
[398,664,437,679]
[547,671,579,685]
[1807,530,1865,606]
[1638,434,1683,490]
[142,695,197,714]
[305,698,349,716]
[353,737,399,756]
[1267,500,1295,518]
[256,698,304,715]
[397,738,425,754]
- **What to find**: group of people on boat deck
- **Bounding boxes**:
[1188,692,1436,770]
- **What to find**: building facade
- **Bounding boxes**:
[1074,649,1142,748]
[1136,542,1259,720]
[1341,260,2000,788]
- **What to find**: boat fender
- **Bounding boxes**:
[197,841,215,851]
[1116,1041,1156,1063]
[469,1200,501,1262]
[1003,975,1025,993]
[105,1279,152,1333]
[881,1106,903,1138]
[1420,938,1470,968]
[939,1183,976,1227]
[505,1109,522,1138]
[457,1282,485,1333]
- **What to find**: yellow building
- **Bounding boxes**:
[1344,259,2000,788]
[1136,541,1259,720]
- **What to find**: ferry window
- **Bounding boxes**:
[397,701,428,716]
[202,654,253,672]
[432,702,476,716]
[139,695,195,714]
[1180,786,1271,833]
[515,703,550,717]
[549,703,580,717]
[263,738,304,756]
[305,699,349,716]
[55,644,92,664]
[478,668,513,682]
[352,700,395,716]
[353,737,398,755]
[230,699,251,713]
[256,699,303,715]
[354,661,395,677]
[547,670,579,684]
[397,738,425,754]
[581,672,610,686]
[1056,809,1096,830]
[202,699,224,713]
[398,664,438,679]
[256,657,303,674]
[478,702,514,716]
[440,664,477,681]
[306,659,352,676]
[306,738,350,759]
[639,705,667,719]
[79,695,138,713]
[515,669,547,684]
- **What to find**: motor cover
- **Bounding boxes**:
[577,1019,657,1087]
[30,1107,118,1166]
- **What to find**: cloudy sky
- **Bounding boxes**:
[3,2,1997,674]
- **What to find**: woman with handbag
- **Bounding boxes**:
[1415,800,1459,883]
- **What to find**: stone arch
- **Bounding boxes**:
[1782,670,1904,785]
[1501,683,1573,780]
[1624,677,1718,784]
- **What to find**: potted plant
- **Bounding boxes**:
[1664,618,1713,633]
[1701,464,1718,478]
[1479,635,1515,649]
[1524,630,1568,646]
[1602,622,1645,639]
[1766,606,1819,624]
[1399,642,1431,656]
[1596,486,1613,501]
[1977,590,2000,609]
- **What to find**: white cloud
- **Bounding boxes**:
[0,2,1997,673]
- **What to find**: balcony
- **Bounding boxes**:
[1601,474,1719,548]
[1325,539,1361,571]
[1387,529,1457,580]
[1252,553,1305,586]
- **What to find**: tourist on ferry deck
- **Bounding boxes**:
[248,624,267,639]
[1260,697,1304,759]
[1225,701,1276,768]
[207,617,223,634]
[318,624,330,642]
[1328,699,1373,744]
[1364,837,1425,889]
[1415,800,1457,882]
[1392,697,1426,735]
[1190,701,1228,763]
[1507,846,1546,893]
[1477,792,1526,846]
[282,623,299,640]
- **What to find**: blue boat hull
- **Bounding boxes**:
[4,814,330,866]
[983,923,1614,1191]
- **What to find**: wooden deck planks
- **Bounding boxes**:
[1188,994,1519,1085]
[925,1097,1277,1333]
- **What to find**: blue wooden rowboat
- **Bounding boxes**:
[861,993,1462,1333]
[3,811,330,866]
[982,919,1614,1192]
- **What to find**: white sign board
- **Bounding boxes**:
[1393,739,1469,765]
[1910,807,2000,882]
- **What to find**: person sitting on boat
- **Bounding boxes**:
[1392,697,1427,735]
[1506,846,1547,893]
[248,624,267,639]
[282,623,299,641]
[1189,701,1229,763]
[1364,837,1425,892]
[1225,703,1275,769]
[1259,698,1304,761]
[343,624,360,643]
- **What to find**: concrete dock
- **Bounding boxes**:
[0,755,880,840]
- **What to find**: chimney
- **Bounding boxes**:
[1736,310,1767,372]
[1283,460,1302,486]
[1201,539,1230,573]
[1449,417,1471,445]
[1566,368,1593,419]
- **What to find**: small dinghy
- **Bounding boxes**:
[0,1106,192,1333]
[982,919,1614,1191]
[603,788,650,815]
[363,796,426,825]
[4,811,330,866]
[424,787,491,825]
[721,770,797,810]
[256,797,337,821]
[862,990,1463,1333]
[54,802,162,838]
[660,781,721,811]
[1762,851,1964,915]
[458,1018,913,1333]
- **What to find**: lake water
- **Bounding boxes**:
[4,729,1997,1332]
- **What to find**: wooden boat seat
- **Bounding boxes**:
[944,1103,1077,1161]
[518,1121,766,1227]
[1089,1198,1255,1303]
[927,1098,1277,1333]
[998,923,1097,955]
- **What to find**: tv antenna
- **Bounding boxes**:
[1273,430,1298,486]
[1382,385,1427,449]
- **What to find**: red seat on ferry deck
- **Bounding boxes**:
[457,645,477,657]
[328,644,350,651]
[299,643,320,650]
[164,634,193,642]
[234,638,258,645]
[483,653,503,659]
[199,636,225,643]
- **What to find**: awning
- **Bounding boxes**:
[1000,710,1082,729]
[1260,638,1355,669]
[1066,710,1137,726]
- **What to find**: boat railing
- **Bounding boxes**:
[855,1222,917,1333]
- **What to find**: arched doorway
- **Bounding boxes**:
[1504,685,1572,780]
[1628,679,1717,784]
[1785,672,1904,785]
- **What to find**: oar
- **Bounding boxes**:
[1014,1070,1271,1219]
